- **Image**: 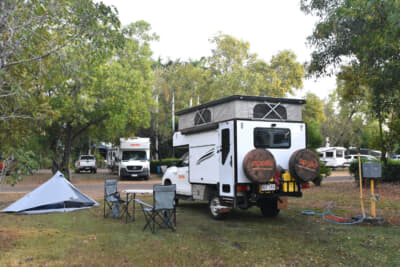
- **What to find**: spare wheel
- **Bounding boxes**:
[289,149,320,183]
[242,149,276,183]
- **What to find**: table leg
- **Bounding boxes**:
[125,192,129,223]
[132,192,136,221]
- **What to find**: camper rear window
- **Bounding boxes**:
[81,156,95,160]
[253,128,290,149]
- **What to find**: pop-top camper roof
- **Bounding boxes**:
[176,95,306,133]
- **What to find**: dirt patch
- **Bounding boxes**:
[0,229,20,251]
[377,183,400,201]
[0,193,25,205]
[5,169,161,186]
[329,169,351,177]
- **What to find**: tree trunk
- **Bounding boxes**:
[61,124,73,180]
[333,108,355,146]
[52,115,109,179]
[378,114,387,165]
[50,137,61,174]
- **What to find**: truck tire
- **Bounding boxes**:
[289,149,320,183]
[93,168,97,174]
[209,195,227,220]
[144,175,149,181]
[243,149,276,183]
[260,198,280,217]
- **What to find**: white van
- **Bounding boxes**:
[344,154,377,167]
[107,137,150,180]
[162,95,320,219]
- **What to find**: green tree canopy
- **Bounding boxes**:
[301,0,400,159]
[207,33,304,99]
[303,92,326,124]
[0,0,123,181]
[43,21,156,178]
[150,33,306,158]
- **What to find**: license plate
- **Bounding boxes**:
[260,184,276,191]
[131,174,138,177]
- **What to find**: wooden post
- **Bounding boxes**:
[358,153,366,217]
[371,179,376,217]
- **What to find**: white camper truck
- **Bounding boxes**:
[162,95,319,219]
[107,137,150,180]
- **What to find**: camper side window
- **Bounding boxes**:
[221,129,230,164]
[326,152,334,158]
[254,128,290,148]
[194,109,211,125]
[178,152,189,167]
[253,104,287,120]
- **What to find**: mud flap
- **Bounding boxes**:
[277,197,288,210]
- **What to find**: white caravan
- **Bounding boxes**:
[107,137,150,180]
[316,146,346,168]
[162,95,320,219]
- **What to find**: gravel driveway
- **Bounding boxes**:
[0,169,161,199]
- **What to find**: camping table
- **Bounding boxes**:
[123,189,153,222]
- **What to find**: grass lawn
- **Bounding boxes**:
[0,180,399,266]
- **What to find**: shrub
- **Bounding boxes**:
[313,160,331,186]
[349,158,400,183]
[382,160,400,182]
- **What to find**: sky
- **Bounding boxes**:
[101,0,336,100]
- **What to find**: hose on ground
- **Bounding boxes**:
[302,201,365,225]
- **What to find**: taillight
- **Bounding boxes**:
[237,185,250,192]
[301,183,310,189]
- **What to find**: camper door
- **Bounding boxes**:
[219,121,235,197]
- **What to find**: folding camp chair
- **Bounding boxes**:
[104,179,131,222]
[135,184,176,233]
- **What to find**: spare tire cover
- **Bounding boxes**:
[289,149,320,183]
[243,149,276,183]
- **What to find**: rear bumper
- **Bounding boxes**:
[231,181,302,209]
[78,166,96,171]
